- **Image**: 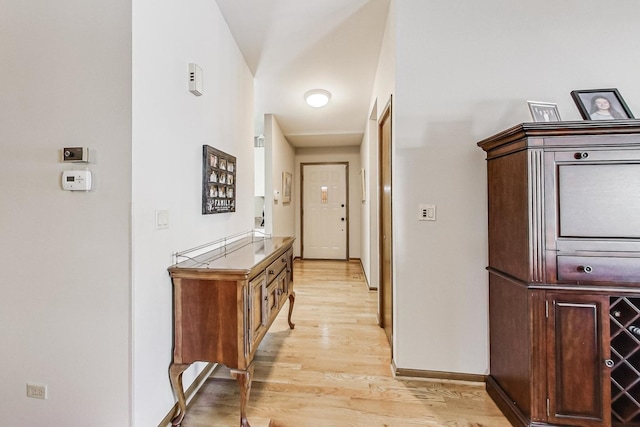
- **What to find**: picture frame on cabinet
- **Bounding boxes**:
[570,88,634,120]
[527,101,561,122]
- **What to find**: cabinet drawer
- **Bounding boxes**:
[557,255,640,283]
[266,255,287,284]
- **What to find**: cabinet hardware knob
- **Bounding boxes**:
[578,265,593,273]
[264,296,269,301]
[613,310,622,318]
[574,152,589,159]
[268,269,275,274]
[604,359,614,368]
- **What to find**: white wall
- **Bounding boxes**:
[361,115,375,288]
[132,0,255,425]
[392,0,640,375]
[265,115,296,238]
[361,0,396,289]
[254,147,265,196]
[0,0,133,425]
[295,146,362,259]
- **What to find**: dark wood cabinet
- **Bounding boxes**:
[478,121,640,427]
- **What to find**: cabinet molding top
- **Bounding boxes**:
[477,119,640,153]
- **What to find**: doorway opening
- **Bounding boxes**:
[378,97,393,348]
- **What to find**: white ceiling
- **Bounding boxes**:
[214,0,391,147]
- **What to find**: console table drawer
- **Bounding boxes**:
[266,255,287,283]
[557,255,640,283]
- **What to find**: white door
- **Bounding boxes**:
[302,164,347,259]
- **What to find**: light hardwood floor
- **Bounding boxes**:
[179,260,510,427]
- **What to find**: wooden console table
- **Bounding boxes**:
[167,234,295,426]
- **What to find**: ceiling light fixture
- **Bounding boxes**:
[304,89,331,108]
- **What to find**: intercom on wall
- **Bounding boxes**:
[63,147,89,163]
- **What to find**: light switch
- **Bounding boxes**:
[419,204,436,221]
[156,209,169,230]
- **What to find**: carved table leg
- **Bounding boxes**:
[287,291,296,329]
[169,363,191,426]
[230,363,255,427]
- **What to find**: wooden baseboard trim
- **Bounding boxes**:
[393,363,486,383]
[354,258,377,290]
[158,362,218,427]
[485,375,528,427]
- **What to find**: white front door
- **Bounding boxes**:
[302,164,347,259]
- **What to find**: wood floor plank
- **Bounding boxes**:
[179,260,509,427]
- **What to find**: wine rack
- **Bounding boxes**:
[611,296,640,425]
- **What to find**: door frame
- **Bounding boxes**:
[300,162,350,260]
[378,96,393,348]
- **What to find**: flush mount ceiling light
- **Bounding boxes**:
[304,89,331,108]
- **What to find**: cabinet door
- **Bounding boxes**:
[546,293,611,426]
[276,268,288,305]
[265,279,279,323]
[249,274,266,352]
[286,248,294,285]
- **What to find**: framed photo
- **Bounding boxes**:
[527,101,561,122]
[282,171,292,203]
[570,88,634,120]
[202,145,236,214]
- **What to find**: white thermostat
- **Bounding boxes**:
[62,170,92,191]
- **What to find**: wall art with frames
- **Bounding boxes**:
[202,145,236,214]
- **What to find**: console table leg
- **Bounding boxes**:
[231,364,254,427]
[169,363,191,426]
[287,291,296,329]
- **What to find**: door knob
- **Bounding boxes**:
[605,359,614,368]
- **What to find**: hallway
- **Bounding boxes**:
[179,260,509,427]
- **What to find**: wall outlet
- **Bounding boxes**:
[26,383,47,399]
